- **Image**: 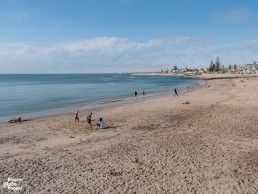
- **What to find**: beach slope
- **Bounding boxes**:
[0,78,258,193]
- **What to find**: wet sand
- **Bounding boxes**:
[0,77,258,193]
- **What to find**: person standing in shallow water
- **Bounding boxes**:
[135,90,138,100]
[174,88,178,96]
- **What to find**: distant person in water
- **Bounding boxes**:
[174,88,178,96]
[74,110,79,122]
[142,90,145,97]
[135,90,138,100]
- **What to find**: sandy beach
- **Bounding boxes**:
[1,77,258,193]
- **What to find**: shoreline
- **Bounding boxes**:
[131,72,258,80]
[1,77,205,124]
[1,82,204,124]
[1,77,257,193]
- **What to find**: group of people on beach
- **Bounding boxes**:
[73,84,200,130]
[135,89,179,98]
[73,86,194,129]
[134,90,145,100]
[74,111,107,129]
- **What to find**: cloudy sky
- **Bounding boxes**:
[0,0,258,73]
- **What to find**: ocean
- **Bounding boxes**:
[0,74,204,122]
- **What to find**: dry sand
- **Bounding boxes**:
[0,77,258,193]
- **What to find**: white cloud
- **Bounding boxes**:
[0,36,257,73]
[2,36,198,57]
[227,8,251,21]
[136,37,190,49]
[214,8,251,23]
[48,37,135,54]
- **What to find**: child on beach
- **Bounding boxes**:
[86,112,94,129]
[74,110,79,122]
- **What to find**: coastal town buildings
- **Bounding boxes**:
[156,59,258,76]
[228,62,257,74]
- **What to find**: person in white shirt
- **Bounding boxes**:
[97,118,106,129]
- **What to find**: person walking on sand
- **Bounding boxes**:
[74,110,79,122]
[174,88,178,96]
[86,112,94,129]
[206,81,210,91]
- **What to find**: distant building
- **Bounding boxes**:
[238,64,257,74]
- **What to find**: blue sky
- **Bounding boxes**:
[0,0,258,73]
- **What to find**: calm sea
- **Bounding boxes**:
[0,74,204,122]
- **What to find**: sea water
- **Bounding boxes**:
[0,74,204,122]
